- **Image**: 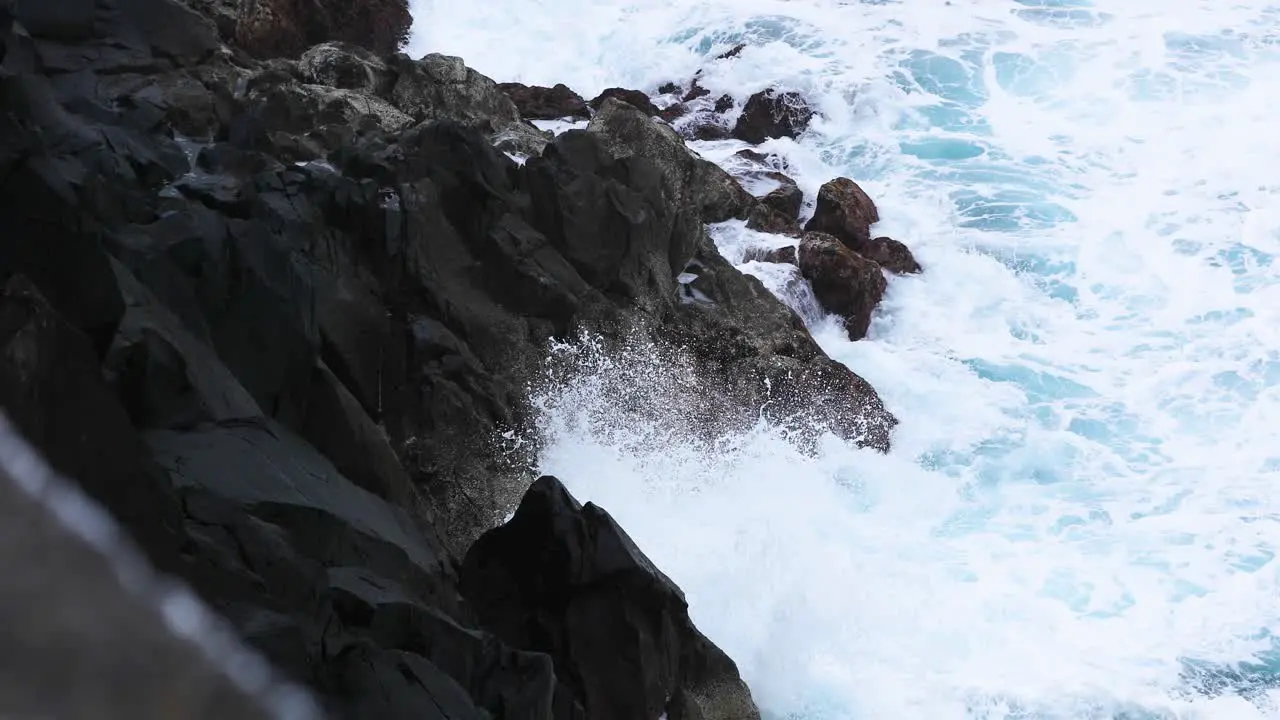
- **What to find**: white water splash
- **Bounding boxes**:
[413,1,1280,717]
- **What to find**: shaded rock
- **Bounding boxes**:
[328,566,559,718]
[0,274,185,574]
[691,122,732,141]
[733,148,785,169]
[329,643,487,720]
[588,87,658,116]
[797,232,886,341]
[462,476,761,720]
[732,89,814,144]
[0,428,301,720]
[714,94,734,113]
[234,0,410,59]
[657,81,681,95]
[863,236,923,275]
[803,176,879,248]
[103,259,263,430]
[758,171,802,219]
[298,41,390,93]
[498,82,589,120]
[745,203,801,236]
[588,97,753,223]
[299,360,417,508]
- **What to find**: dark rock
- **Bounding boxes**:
[587,98,753,224]
[498,82,590,120]
[745,203,801,236]
[732,89,814,144]
[587,87,658,116]
[716,43,746,60]
[0,429,304,720]
[733,148,780,168]
[234,0,410,59]
[657,81,680,95]
[803,176,879,248]
[682,81,710,102]
[864,236,923,275]
[0,274,186,574]
[462,476,761,720]
[797,232,886,341]
[758,171,803,219]
[659,102,689,122]
[714,94,734,113]
[692,123,732,141]
[329,643,487,720]
[298,41,391,93]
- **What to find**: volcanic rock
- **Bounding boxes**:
[498,81,590,120]
[462,476,761,720]
[588,86,658,116]
[732,88,815,144]
[797,232,886,341]
[804,176,880,246]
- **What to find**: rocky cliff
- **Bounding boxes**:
[0,0,905,716]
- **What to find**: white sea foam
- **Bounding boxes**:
[413,1,1280,717]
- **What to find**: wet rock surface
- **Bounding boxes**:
[732,88,815,144]
[0,0,902,715]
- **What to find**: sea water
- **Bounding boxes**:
[410,1,1280,717]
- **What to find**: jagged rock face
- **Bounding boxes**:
[0,0,902,714]
[797,232,887,341]
[732,88,815,144]
[462,476,762,720]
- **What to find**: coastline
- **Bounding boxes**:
[0,0,918,716]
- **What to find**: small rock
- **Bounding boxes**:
[682,82,710,102]
[732,89,814,144]
[692,123,732,141]
[714,94,734,113]
[716,43,746,60]
[659,103,689,122]
[759,172,803,219]
[497,82,590,120]
[863,236,923,274]
[797,232,886,341]
[733,149,778,167]
[657,81,681,95]
[588,87,658,116]
[803,176,879,247]
[461,476,762,720]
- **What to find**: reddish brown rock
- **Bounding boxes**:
[863,236,923,274]
[797,232,886,341]
[746,203,802,236]
[588,87,658,116]
[235,0,410,59]
[732,89,814,144]
[498,82,590,120]
[803,177,880,247]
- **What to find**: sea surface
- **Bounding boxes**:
[411,1,1280,717]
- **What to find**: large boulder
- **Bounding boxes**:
[732,89,814,144]
[797,232,886,341]
[298,41,391,93]
[462,476,761,720]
